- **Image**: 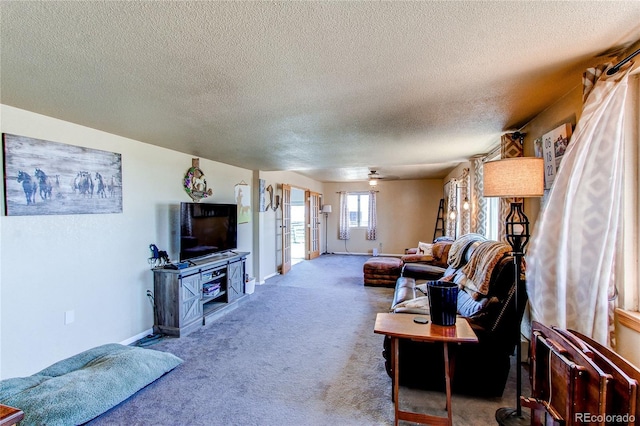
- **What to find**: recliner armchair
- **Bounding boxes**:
[400,237,453,281]
[382,235,524,397]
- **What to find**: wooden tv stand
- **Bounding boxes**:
[153,251,249,337]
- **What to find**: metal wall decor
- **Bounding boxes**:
[265,184,280,211]
[183,158,213,202]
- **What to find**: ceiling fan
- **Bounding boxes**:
[367,170,397,186]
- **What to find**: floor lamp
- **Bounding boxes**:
[483,156,544,426]
[321,204,332,254]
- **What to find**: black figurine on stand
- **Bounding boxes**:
[148,244,170,268]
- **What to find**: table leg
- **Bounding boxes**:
[443,341,452,426]
[393,337,399,426]
[388,338,459,426]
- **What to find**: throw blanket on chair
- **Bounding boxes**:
[461,241,511,299]
[447,233,487,269]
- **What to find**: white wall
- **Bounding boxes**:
[0,105,253,378]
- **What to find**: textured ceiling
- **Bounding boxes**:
[2,1,640,181]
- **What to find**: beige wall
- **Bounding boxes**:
[520,86,582,230]
[323,179,443,256]
[616,312,640,368]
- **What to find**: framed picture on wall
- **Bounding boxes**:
[2,133,123,216]
[541,123,572,190]
[235,182,251,224]
[534,136,550,208]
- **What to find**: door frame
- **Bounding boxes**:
[306,190,321,260]
[280,184,323,274]
[281,184,292,275]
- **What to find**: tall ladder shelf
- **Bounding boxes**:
[433,198,445,241]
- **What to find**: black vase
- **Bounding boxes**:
[427,281,458,326]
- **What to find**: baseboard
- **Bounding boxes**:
[332,251,369,256]
[121,328,154,346]
[332,251,403,257]
[260,272,279,284]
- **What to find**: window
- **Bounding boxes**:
[484,152,501,241]
[485,196,500,241]
[621,73,639,312]
[347,193,369,227]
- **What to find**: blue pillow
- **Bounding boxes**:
[457,288,489,317]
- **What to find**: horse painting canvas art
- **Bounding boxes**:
[234,182,251,224]
[2,133,123,216]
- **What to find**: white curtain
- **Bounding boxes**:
[366,190,377,240]
[527,64,632,345]
[338,191,350,240]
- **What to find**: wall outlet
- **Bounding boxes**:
[65,310,75,325]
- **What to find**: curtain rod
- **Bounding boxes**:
[445,168,470,183]
[607,47,640,75]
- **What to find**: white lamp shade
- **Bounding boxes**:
[321,204,332,213]
[369,179,378,186]
[483,157,544,198]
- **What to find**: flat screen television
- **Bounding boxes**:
[179,202,238,262]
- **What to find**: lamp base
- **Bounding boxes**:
[495,408,530,426]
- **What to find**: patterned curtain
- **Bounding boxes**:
[366,190,377,240]
[582,66,606,102]
[460,168,471,236]
[445,179,457,238]
[498,133,524,242]
[471,155,486,235]
[338,191,350,240]
[527,63,631,346]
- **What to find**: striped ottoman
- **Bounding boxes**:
[363,257,403,287]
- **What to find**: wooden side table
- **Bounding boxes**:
[374,313,479,426]
[0,404,24,426]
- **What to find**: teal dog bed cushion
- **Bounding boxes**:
[0,343,183,425]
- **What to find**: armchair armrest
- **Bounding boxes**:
[401,254,434,263]
[401,263,446,281]
[402,241,452,267]
[392,277,417,307]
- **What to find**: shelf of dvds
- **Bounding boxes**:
[153,252,249,337]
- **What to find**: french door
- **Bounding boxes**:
[306,190,321,259]
[281,184,292,275]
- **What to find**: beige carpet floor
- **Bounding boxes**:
[88,254,530,425]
